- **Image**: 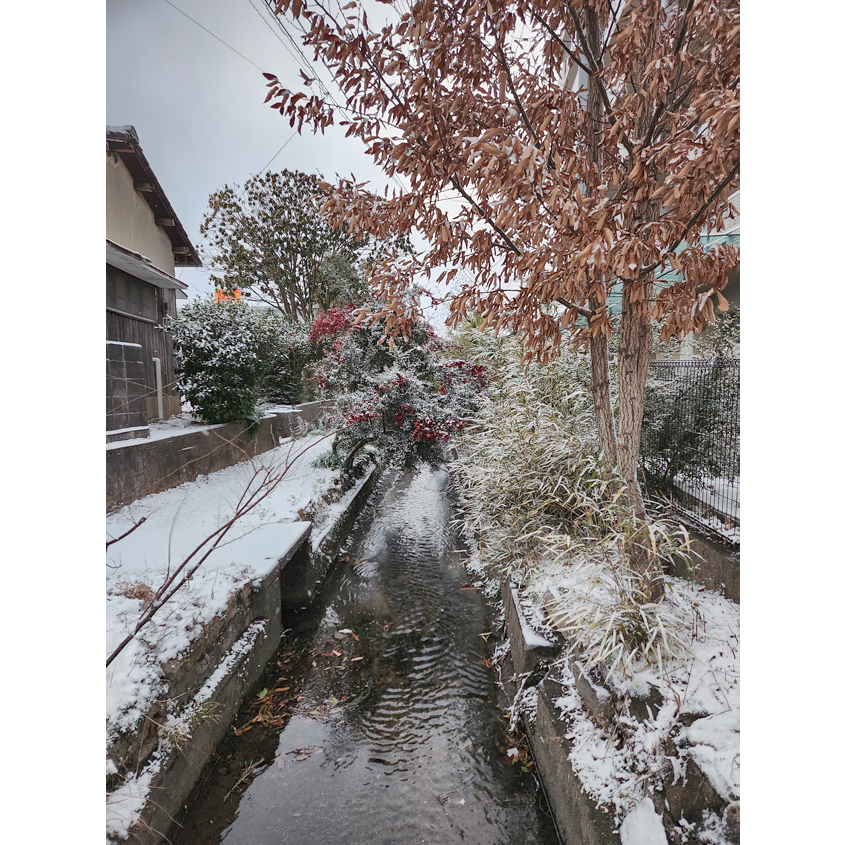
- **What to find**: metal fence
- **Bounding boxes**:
[639,358,740,544]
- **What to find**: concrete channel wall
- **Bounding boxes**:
[501,583,736,845]
[107,461,382,845]
[501,583,621,845]
[676,528,740,604]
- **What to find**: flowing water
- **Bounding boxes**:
[174,464,558,845]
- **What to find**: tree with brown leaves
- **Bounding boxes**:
[262,0,739,594]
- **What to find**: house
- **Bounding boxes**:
[106,125,201,442]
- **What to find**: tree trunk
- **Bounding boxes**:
[583,6,618,470]
[615,12,665,599]
[616,274,653,520]
[589,329,617,468]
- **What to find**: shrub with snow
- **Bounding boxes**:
[168,297,287,424]
[311,310,491,467]
[261,312,312,405]
[450,322,689,606]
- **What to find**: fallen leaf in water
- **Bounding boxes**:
[294,754,308,762]
[275,687,290,692]
[234,725,253,736]
[332,650,342,657]
[350,656,364,662]
[352,634,360,642]
[257,688,269,699]
[327,696,339,705]
[312,661,317,668]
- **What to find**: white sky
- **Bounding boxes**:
[107,0,411,299]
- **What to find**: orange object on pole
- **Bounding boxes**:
[214,288,242,303]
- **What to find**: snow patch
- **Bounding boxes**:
[619,797,668,845]
[106,753,162,841]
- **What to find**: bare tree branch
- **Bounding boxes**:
[556,296,593,320]
[106,517,147,549]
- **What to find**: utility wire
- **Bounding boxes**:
[258,130,297,174]
[161,0,265,72]
[260,0,411,196]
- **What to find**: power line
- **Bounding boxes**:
[161,0,265,72]
[258,130,297,174]
[259,0,411,196]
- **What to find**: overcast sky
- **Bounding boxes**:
[107,0,408,300]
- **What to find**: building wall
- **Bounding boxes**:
[106,153,175,274]
[106,305,181,420]
[106,341,149,441]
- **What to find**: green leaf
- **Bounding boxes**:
[257,687,269,699]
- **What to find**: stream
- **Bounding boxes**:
[173,464,559,845]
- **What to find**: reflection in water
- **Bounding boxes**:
[175,465,556,845]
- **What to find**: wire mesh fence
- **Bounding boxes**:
[639,358,739,544]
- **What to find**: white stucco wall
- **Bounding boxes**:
[106,153,175,275]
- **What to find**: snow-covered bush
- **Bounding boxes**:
[261,313,311,405]
[543,560,693,680]
[168,298,287,424]
[312,310,491,467]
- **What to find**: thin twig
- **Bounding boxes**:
[106,517,147,549]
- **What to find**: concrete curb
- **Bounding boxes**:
[107,533,305,845]
[501,582,621,845]
[107,459,384,845]
[278,462,383,611]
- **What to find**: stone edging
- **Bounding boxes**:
[501,582,621,845]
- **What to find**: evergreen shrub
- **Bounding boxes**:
[168,297,286,424]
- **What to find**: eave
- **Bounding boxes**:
[107,239,190,300]
[106,126,202,268]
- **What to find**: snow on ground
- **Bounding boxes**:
[520,565,739,838]
[106,432,340,749]
[106,752,163,841]
[106,409,301,450]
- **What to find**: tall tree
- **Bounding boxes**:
[263,0,739,593]
[200,168,410,322]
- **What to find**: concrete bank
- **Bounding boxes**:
[107,459,383,845]
[501,582,620,845]
[500,582,738,845]
[674,527,739,604]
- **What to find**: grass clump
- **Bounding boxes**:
[450,322,692,677]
